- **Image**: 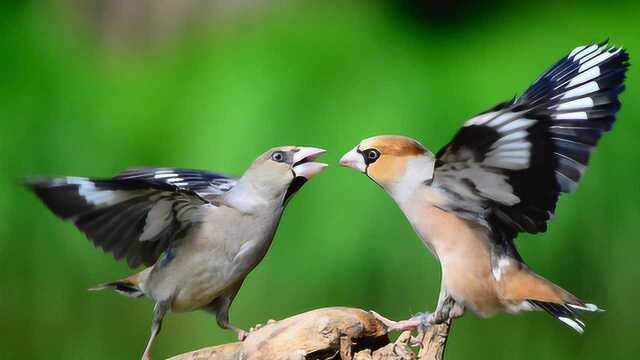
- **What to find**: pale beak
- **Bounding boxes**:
[339,147,366,173]
[292,147,327,179]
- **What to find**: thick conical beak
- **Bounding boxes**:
[292,147,327,179]
[339,147,366,173]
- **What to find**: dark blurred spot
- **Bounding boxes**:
[394,0,507,28]
[1,0,29,13]
[284,177,308,205]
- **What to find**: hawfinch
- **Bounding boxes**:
[340,42,628,332]
[27,146,326,360]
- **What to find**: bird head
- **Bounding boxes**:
[339,135,435,196]
[242,146,327,203]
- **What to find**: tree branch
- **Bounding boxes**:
[169,307,452,360]
[417,320,451,360]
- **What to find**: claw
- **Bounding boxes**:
[370,310,431,333]
[410,334,423,348]
[396,331,412,344]
[370,310,397,328]
[237,330,248,341]
[410,312,435,332]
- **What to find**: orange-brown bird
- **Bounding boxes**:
[340,42,629,332]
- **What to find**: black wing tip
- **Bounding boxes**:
[580,39,630,63]
[22,176,92,188]
[22,176,56,190]
[22,177,70,204]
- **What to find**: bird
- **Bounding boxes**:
[339,41,629,333]
[26,146,327,360]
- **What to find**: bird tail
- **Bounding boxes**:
[527,299,601,333]
[523,274,601,333]
[89,273,145,298]
[501,268,602,333]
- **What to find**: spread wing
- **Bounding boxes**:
[27,168,238,268]
[433,41,628,237]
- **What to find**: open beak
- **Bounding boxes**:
[292,147,327,179]
[339,146,366,173]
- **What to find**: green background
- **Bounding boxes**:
[1,1,639,358]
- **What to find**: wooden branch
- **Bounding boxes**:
[417,320,451,360]
[169,307,452,360]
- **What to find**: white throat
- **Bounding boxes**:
[387,155,435,206]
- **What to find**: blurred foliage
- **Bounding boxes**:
[1,0,639,359]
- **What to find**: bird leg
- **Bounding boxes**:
[249,319,276,332]
[433,293,465,323]
[222,321,249,341]
[370,310,435,332]
[141,300,169,360]
[205,281,248,341]
[210,300,248,341]
[370,289,464,334]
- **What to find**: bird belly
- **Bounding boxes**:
[441,256,502,317]
[170,238,273,314]
[407,202,504,317]
[144,247,225,312]
[145,206,281,313]
[170,260,227,312]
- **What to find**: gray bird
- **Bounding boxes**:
[26,146,327,360]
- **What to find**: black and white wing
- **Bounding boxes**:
[434,41,629,235]
[113,167,237,199]
[27,168,238,268]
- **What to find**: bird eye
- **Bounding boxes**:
[271,151,286,162]
[363,149,381,164]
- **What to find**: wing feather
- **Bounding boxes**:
[434,41,628,237]
[27,168,237,268]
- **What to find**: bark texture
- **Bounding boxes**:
[169,307,451,360]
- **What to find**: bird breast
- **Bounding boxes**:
[147,205,283,312]
[399,189,504,316]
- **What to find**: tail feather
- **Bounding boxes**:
[501,267,602,333]
[89,278,145,298]
[528,299,601,333]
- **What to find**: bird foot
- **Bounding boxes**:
[249,319,276,332]
[237,330,248,341]
[370,311,434,333]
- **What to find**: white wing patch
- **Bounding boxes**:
[434,42,626,237]
[496,118,536,133]
[570,44,598,61]
[566,67,599,87]
[558,81,599,99]
[128,168,237,197]
[486,111,526,128]
[553,44,621,120]
[437,165,520,207]
[555,97,594,111]
[62,177,142,206]
[478,117,536,171]
[464,111,500,127]
[153,172,178,179]
[553,111,588,120]
[580,48,621,72]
